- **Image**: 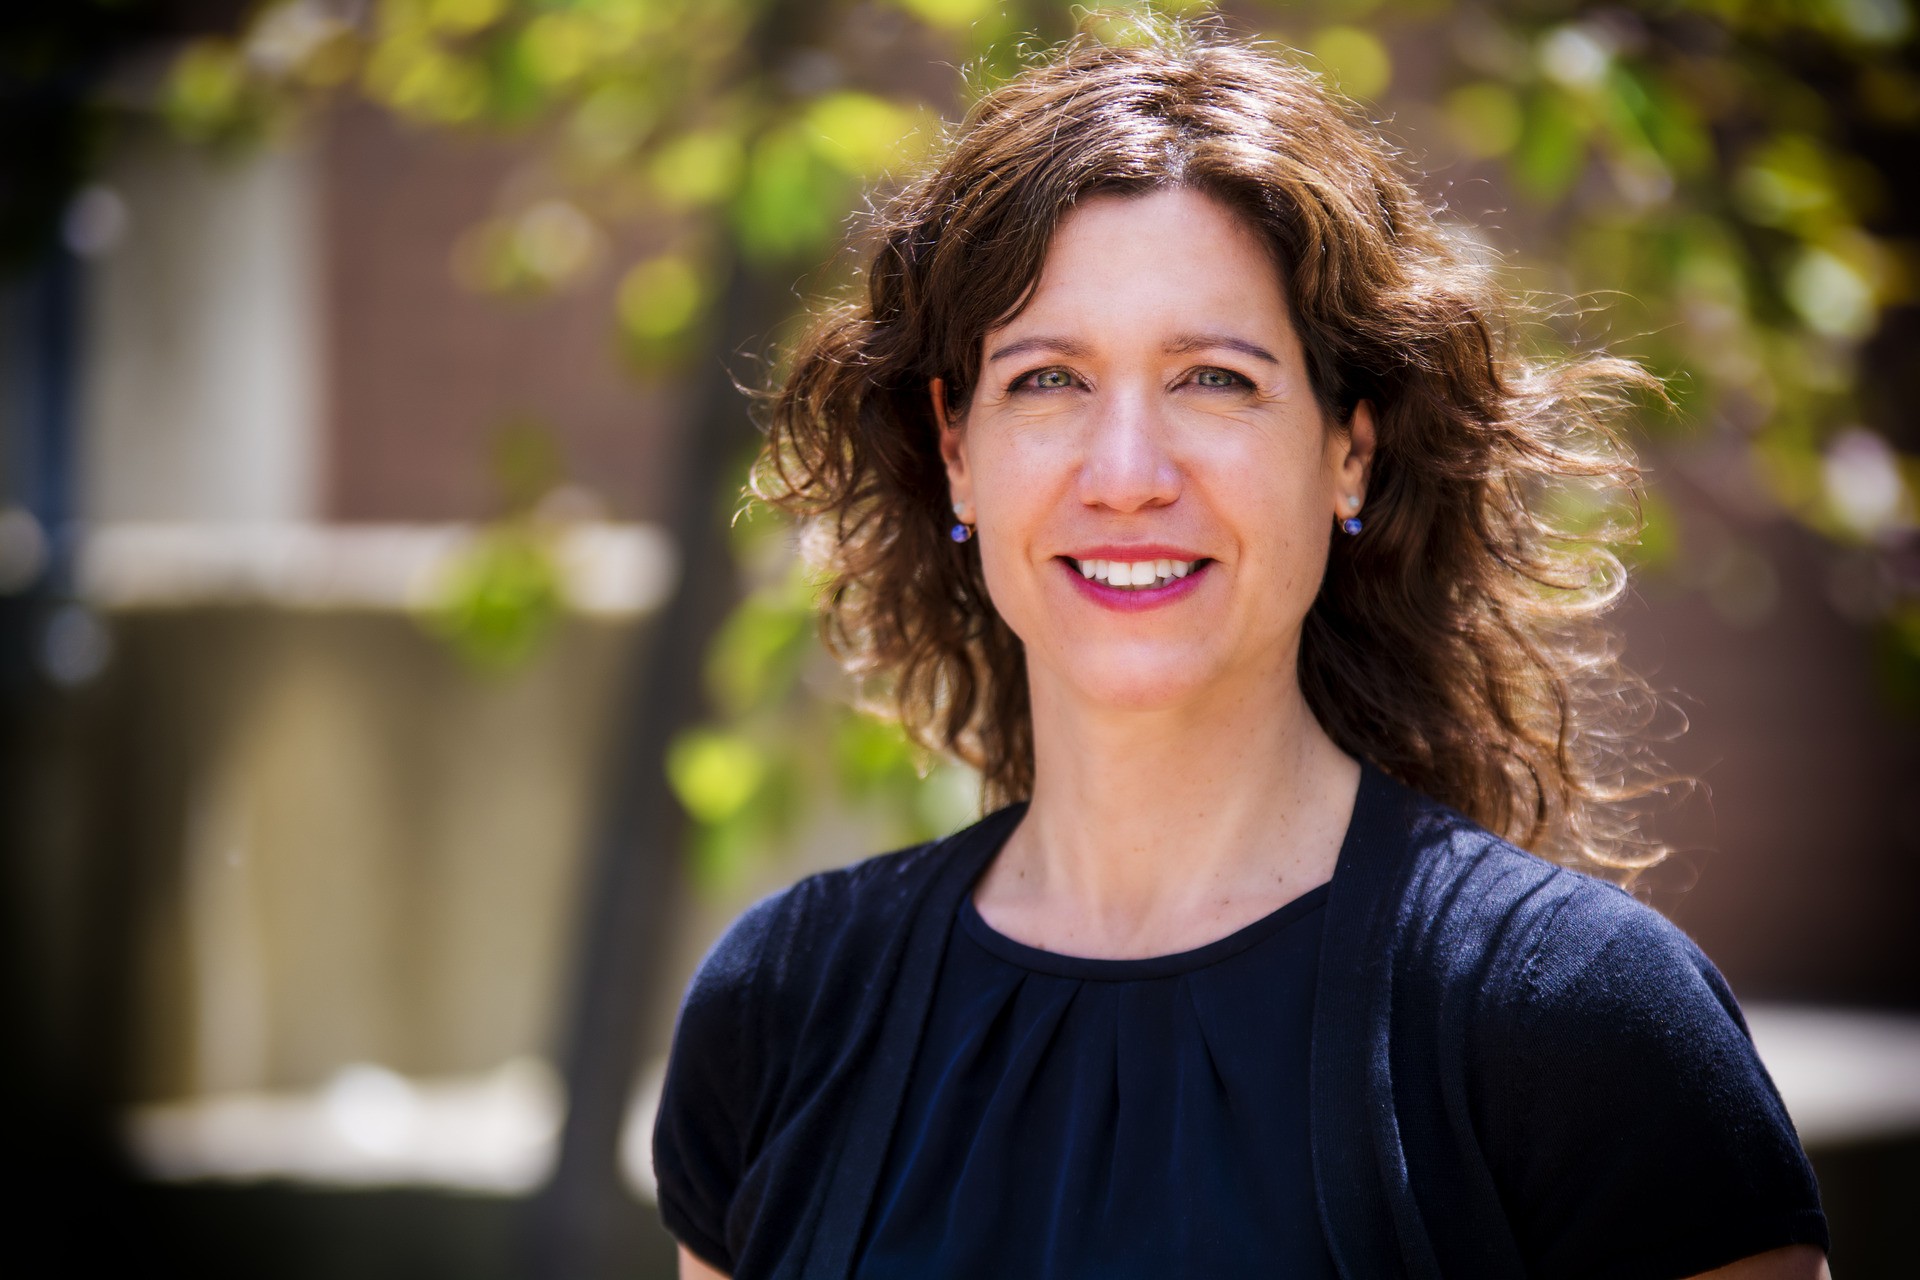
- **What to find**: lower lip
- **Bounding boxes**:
[1062,559,1210,611]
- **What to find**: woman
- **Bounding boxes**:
[652,21,1830,1280]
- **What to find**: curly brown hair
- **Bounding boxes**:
[753,19,1678,877]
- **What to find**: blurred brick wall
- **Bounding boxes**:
[1626,463,1920,1010]
[319,101,687,523]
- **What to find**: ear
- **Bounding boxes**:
[932,377,972,512]
[1334,399,1377,513]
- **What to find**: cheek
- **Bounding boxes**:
[966,446,1065,640]
[1213,466,1333,601]
[1281,525,1332,604]
[970,531,1048,652]
[1214,441,1323,523]
[968,427,1074,532]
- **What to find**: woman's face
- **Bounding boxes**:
[935,186,1374,717]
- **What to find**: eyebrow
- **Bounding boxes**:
[1164,331,1280,364]
[986,336,1093,363]
[985,332,1279,364]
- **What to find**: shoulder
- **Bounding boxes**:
[652,834,963,1270]
[1380,798,1831,1273]
[659,829,957,1167]
[674,823,973,1037]
[1390,782,1720,982]
[675,817,1013,1043]
[1396,801,1762,1106]
[1380,782,1735,1035]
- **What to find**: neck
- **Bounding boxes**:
[997,662,1359,937]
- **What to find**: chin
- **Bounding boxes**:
[1042,638,1225,712]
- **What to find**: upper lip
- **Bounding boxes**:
[1062,545,1209,563]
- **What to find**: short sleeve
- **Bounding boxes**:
[652,889,790,1275]
[1479,892,1830,1280]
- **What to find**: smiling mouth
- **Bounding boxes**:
[1065,556,1209,591]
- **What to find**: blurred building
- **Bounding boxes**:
[1,13,1916,1279]
[2,89,689,1279]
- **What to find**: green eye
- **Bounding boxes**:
[1194,368,1244,388]
[1010,367,1075,394]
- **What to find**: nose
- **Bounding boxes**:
[1076,388,1181,513]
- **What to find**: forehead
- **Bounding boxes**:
[994,187,1293,338]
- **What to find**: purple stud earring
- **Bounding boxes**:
[1341,494,1363,535]
[950,502,973,543]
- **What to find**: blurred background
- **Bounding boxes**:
[3,0,1917,1276]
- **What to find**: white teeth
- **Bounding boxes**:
[1070,557,1199,589]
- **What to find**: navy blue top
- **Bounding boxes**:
[852,879,1340,1278]
[653,764,1828,1279]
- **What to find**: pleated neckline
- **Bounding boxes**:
[958,880,1331,982]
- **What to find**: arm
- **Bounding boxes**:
[1690,1244,1830,1280]
[679,1243,730,1280]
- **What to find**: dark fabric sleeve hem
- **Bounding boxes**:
[658,1192,735,1277]
[1593,1209,1831,1280]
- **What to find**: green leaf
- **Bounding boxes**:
[423,525,566,672]
[364,34,489,123]
[1444,81,1524,159]
[426,0,508,37]
[1625,487,1680,573]
[569,80,658,163]
[706,590,812,715]
[1511,87,1589,202]
[731,125,846,264]
[833,712,922,797]
[1734,134,1844,230]
[617,252,709,351]
[1310,25,1393,102]
[648,125,747,209]
[667,729,768,824]
[1613,65,1711,178]
[803,92,929,178]
[889,0,1003,32]
[519,11,600,89]
[164,40,275,146]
